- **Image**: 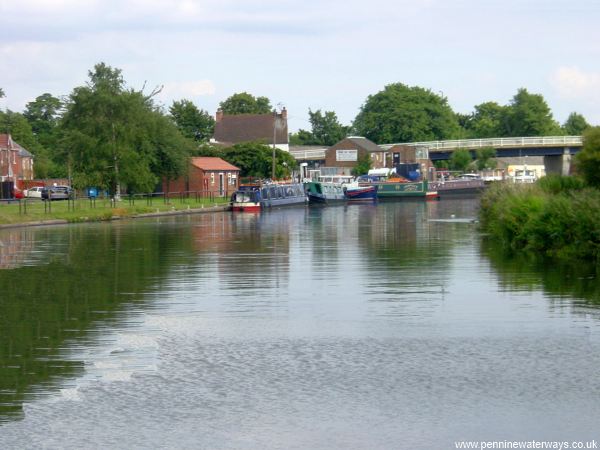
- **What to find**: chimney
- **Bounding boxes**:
[280,107,287,120]
[216,109,223,122]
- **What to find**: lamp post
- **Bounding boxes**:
[272,109,276,180]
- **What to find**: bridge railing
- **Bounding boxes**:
[381,136,583,151]
[289,149,329,160]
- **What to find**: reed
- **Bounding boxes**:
[479,179,600,264]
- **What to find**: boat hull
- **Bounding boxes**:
[344,185,378,202]
[304,181,347,204]
[231,203,261,212]
[363,180,430,198]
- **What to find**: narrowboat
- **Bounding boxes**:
[259,183,308,208]
[231,185,261,212]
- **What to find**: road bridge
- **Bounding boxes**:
[290,136,583,175]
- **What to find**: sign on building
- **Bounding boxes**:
[336,149,358,162]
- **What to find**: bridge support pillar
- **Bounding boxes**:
[544,148,571,176]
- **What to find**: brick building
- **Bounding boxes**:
[163,157,240,197]
[325,137,387,172]
[0,134,34,187]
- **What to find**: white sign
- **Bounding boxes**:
[336,149,357,162]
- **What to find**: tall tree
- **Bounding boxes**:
[219,92,272,115]
[353,83,460,144]
[465,102,510,138]
[562,112,590,135]
[506,88,561,136]
[308,109,348,146]
[23,93,63,149]
[169,99,215,142]
[61,63,190,195]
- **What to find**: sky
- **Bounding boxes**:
[1,0,599,133]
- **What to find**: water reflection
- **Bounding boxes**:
[481,240,600,306]
[0,222,195,422]
[3,198,598,441]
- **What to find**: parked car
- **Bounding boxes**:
[41,185,74,201]
[25,186,44,199]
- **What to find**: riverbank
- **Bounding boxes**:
[0,198,230,230]
[479,177,600,264]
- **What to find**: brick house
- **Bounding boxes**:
[325,137,387,172]
[212,109,289,151]
[0,134,34,188]
[163,157,240,197]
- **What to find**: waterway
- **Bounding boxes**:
[1,199,599,449]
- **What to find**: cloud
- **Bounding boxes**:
[160,80,216,99]
[550,66,600,101]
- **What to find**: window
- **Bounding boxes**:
[210,173,215,185]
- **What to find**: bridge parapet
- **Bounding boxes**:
[381,136,583,152]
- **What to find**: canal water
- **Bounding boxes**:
[1,199,599,449]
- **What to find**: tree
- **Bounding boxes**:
[289,129,315,145]
[0,88,4,98]
[448,148,473,172]
[23,93,63,149]
[169,99,215,142]
[575,127,600,187]
[219,92,272,115]
[475,147,497,170]
[221,142,297,179]
[506,88,561,136]
[353,83,460,144]
[60,63,191,194]
[352,152,372,176]
[465,102,510,138]
[563,112,590,135]
[308,109,348,146]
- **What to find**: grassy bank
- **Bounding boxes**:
[0,196,230,226]
[479,176,600,263]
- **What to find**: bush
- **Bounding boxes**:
[479,182,600,264]
[537,174,585,195]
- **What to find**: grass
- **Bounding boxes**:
[0,195,230,226]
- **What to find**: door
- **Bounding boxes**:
[219,173,225,196]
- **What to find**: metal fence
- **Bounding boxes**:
[1,189,233,216]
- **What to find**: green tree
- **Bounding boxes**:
[169,99,215,142]
[308,109,348,145]
[352,152,372,176]
[61,63,190,195]
[219,92,272,114]
[221,142,297,179]
[562,112,590,135]
[506,88,561,136]
[23,93,63,148]
[465,102,510,138]
[575,127,600,187]
[289,129,315,145]
[0,88,4,98]
[353,83,460,144]
[475,147,497,170]
[448,148,473,172]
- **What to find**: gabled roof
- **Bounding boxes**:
[0,134,33,157]
[213,113,288,145]
[191,157,240,171]
[344,136,385,152]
